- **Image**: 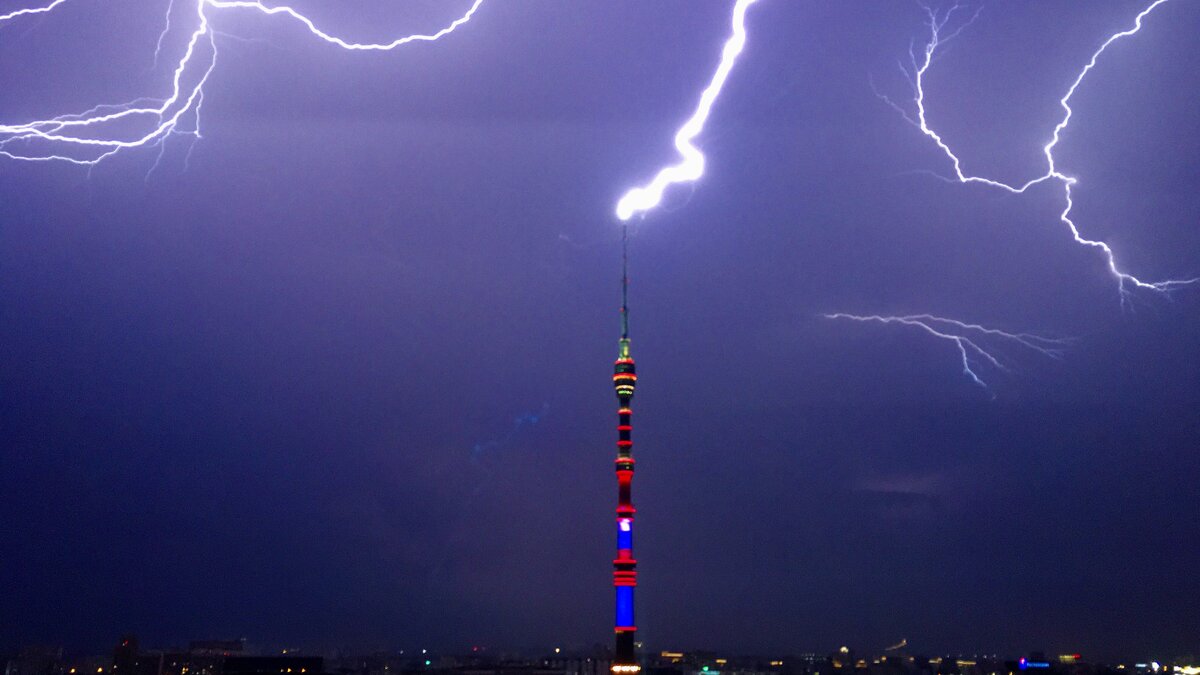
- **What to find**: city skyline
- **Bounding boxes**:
[6,635,1197,674]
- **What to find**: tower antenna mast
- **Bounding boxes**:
[621,224,630,340]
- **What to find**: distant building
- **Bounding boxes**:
[188,643,245,658]
[111,635,160,675]
[154,640,248,675]
[222,657,322,675]
[5,646,64,675]
[543,656,611,675]
[113,636,139,675]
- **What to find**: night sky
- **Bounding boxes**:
[2,0,1199,661]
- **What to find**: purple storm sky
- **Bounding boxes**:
[1,0,1198,660]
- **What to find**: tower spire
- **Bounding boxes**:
[620,223,630,342]
[611,225,640,673]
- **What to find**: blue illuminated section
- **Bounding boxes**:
[615,586,635,627]
[617,520,633,550]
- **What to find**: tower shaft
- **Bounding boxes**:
[611,226,640,674]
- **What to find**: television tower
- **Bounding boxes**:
[611,224,640,674]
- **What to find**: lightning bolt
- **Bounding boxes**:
[823,313,1070,392]
[0,0,69,22]
[0,0,484,166]
[884,1,1198,304]
[615,0,759,222]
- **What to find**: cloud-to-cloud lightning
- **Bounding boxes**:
[615,0,758,222]
[835,2,1194,391]
[883,0,1198,303]
[0,0,484,166]
[824,313,1069,392]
